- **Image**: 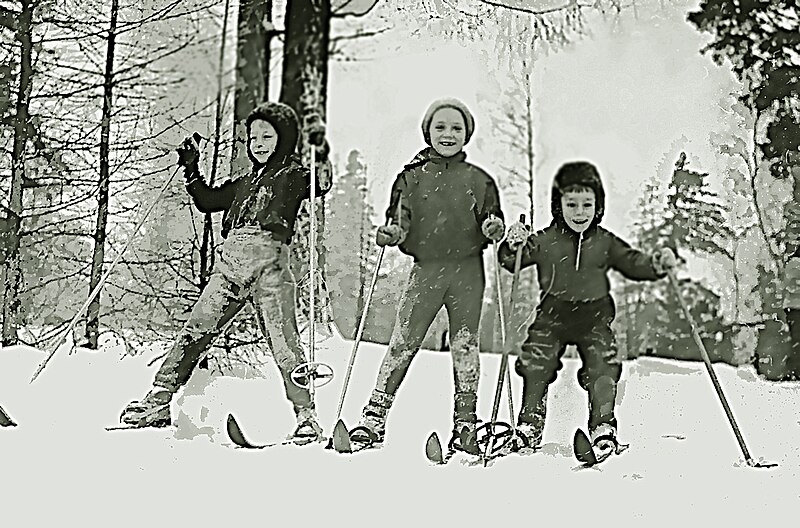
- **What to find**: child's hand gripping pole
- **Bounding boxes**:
[666,268,776,469]
[479,214,528,463]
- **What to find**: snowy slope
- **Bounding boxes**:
[1,333,798,527]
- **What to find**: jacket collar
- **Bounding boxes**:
[404,147,466,170]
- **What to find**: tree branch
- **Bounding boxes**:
[331,0,381,18]
[477,0,592,15]
[330,26,392,44]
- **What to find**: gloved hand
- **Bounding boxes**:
[481,215,505,242]
[176,134,201,181]
[376,224,405,247]
[505,221,530,250]
[307,123,326,148]
[652,247,677,275]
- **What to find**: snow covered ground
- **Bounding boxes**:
[1,332,799,527]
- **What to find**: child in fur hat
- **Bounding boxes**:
[120,102,332,444]
[341,98,506,454]
[498,161,675,459]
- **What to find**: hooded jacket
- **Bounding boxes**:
[185,102,331,243]
[499,161,661,302]
[385,147,503,261]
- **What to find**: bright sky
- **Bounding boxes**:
[326,5,738,236]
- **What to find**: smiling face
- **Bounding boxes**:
[248,119,279,165]
[428,107,467,157]
[560,187,596,233]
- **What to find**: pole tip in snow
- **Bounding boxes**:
[744,457,778,469]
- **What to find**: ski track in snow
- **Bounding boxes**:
[1,334,799,526]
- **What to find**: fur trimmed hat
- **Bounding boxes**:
[421,98,475,146]
[245,102,299,164]
[551,161,606,225]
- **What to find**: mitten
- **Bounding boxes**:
[176,135,201,182]
[505,221,530,250]
[481,215,505,242]
[652,247,677,275]
[376,224,405,247]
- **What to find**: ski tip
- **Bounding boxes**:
[0,406,15,427]
[573,429,597,466]
[226,413,249,448]
[425,432,444,464]
[332,419,352,454]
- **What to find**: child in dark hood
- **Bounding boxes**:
[342,98,506,454]
[498,161,675,459]
[120,102,332,444]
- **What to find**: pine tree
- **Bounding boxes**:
[624,153,735,362]
[324,149,375,338]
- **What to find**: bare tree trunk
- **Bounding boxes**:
[230,0,274,180]
[280,1,330,132]
[2,0,34,345]
[84,0,119,349]
[523,57,535,224]
[280,0,331,330]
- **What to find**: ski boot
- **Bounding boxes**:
[290,407,325,445]
[574,423,628,466]
[341,389,393,453]
[119,389,172,428]
[449,421,481,456]
[590,423,621,460]
[498,421,541,457]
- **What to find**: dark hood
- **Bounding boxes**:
[245,102,299,170]
[550,161,606,230]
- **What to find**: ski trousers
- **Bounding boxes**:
[153,226,311,412]
[369,255,484,423]
[515,295,622,432]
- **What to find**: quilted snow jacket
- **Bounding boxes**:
[498,219,662,303]
[186,154,331,244]
[384,148,504,262]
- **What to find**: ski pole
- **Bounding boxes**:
[31,163,185,383]
[329,196,401,435]
[482,214,525,462]
[308,140,318,403]
[666,268,775,468]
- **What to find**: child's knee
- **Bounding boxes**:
[578,361,622,390]
[514,353,559,382]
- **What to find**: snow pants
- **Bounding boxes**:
[153,227,311,412]
[366,256,484,425]
[515,295,621,433]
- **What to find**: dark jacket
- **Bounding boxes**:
[499,219,662,303]
[186,154,331,243]
[385,148,503,261]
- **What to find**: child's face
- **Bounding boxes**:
[248,119,279,164]
[561,189,596,233]
[429,107,466,157]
